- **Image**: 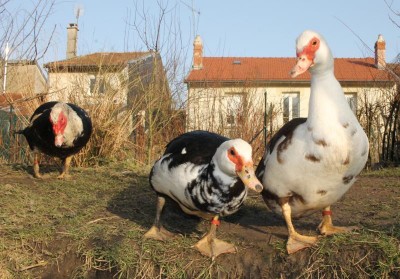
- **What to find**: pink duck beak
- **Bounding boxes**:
[290,54,313,78]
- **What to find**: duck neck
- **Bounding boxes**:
[208,161,238,192]
[307,71,347,130]
[63,108,83,146]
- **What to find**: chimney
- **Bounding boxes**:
[66,23,78,59]
[374,34,386,69]
[193,35,203,70]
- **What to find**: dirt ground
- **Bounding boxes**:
[0,163,399,278]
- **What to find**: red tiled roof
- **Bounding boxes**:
[185,57,392,83]
[44,52,151,70]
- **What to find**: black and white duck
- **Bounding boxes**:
[144,130,263,259]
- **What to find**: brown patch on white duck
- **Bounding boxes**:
[342,175,354,184]
[277,134,293,164]
[313,138,328,147]
[351,129,357,136]
[267,118,307,164]
[342,154,350,165]
[342,122,349,128]
[317,190,327,196]
[361,147,368,157]
[305,153,321,162]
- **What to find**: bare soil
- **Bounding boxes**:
[0,163,399,278]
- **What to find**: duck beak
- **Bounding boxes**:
[54,134,64,147]
[236,163,263,193]
[290,54,313,78]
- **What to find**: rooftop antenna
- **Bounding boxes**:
[74,4,84,25]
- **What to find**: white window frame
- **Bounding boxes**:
[282,92,300,123]
[223,92,244,129]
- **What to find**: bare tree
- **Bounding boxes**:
[0,0,56,61]
[0,0,56,164]
[125,0,192,164]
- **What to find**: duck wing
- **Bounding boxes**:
[164,130,229,168]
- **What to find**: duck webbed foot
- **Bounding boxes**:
[193,216,236,259]
[319,224,359,236]
[287,232,318,254]
[143,225,176,241]
[318,207,359,236]
[280,198,318,254]
[143,195,176,241]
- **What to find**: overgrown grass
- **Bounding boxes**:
[0,163,399,278]
[300,230,399,278]
[362,166,400,177]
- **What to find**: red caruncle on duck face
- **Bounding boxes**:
[290,36,320,78]
[227,146,263,193]
[50,111,67,147]
[297,36,320,61]
[227,147,244,171]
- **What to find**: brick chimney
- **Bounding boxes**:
[193,35,203,70]
[66,23,78,59]
[374,34,386,69]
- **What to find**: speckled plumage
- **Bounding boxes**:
[256,30,369,254]
[257,31,369,218]
[150,130,250,217]
[145,130,262,258]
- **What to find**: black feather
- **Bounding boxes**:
[19,102,92,159]
[162,130,229,168]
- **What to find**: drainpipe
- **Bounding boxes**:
[3,43,13,144]
[264,91,268,148]
[3,42,9,94]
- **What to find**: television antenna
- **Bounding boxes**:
[74,4,84,25]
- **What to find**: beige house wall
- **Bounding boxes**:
[187,83,397,134]
[1,63,47,95]
[187,85,310,132]
[47,69,128,105]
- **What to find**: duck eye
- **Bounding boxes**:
[230,149,236,156]
[312,40,317,46]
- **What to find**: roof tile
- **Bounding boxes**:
[44,52,151,69]
[185,57,392,83]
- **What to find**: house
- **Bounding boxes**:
[44,51,165,103]
[184,35,398,163]
[43,23,170,125]
[44,23,169,103]
[46,48,167,101]
[43,23,172,163]
[0,59,47,116]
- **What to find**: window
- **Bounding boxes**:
[223,93,244,128]
[282,92,300,123]
[88,75,106,95]
[89,75,96,95]
[345,93,357,114]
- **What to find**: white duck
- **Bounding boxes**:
[144,130,263,259]
[256,30,369,254]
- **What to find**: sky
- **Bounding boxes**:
[4,0,400,71]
